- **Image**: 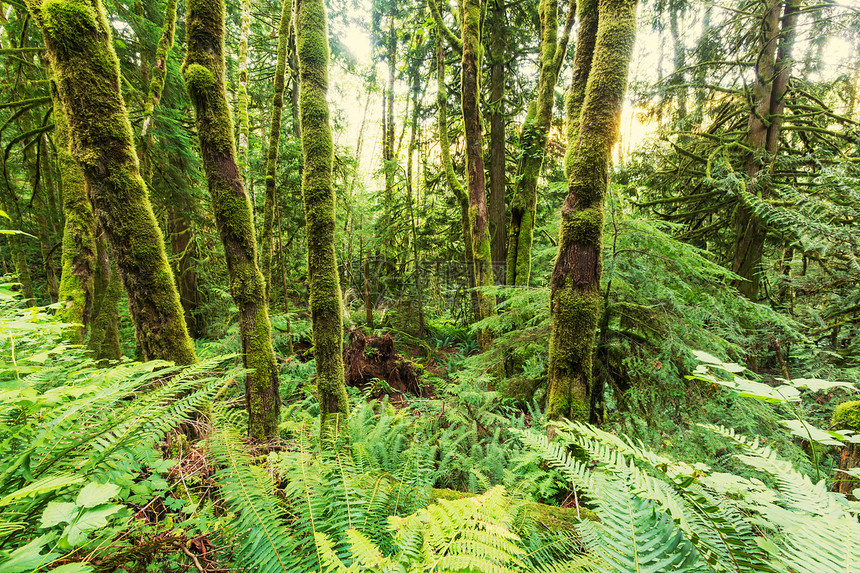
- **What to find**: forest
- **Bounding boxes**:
[1,0,859,570]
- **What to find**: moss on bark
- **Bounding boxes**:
[140,0,177,137]
[183,0,280,440]
[261,0,292,299]
[461,0,496,350]
[87,239,122,362]
[431,13,476,314]
[53,89,97,343]
[506,0,574,287]
[236,0,250,178]
[547,0,637,424]
[296,0,349,438]
[26,0,196,365]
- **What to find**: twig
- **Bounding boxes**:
[177,542,206,573]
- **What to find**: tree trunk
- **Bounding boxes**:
[141,0,177,137]
[432,17,476,318]
[26,0,196,365]
[381,6,397,255]
[406,59,425,336]
[461,0,496,351]
[731,0,798,300]
[88,236,122,362]
[487,0,506,279]
[236,0,251,179]
[506,0,575,287]
[261,0,293,299]
[183,0,280,439]
[168,204,201,338]
[546,0,637,425]
[296,0,349,436]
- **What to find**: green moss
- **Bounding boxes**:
[546,0,635,425]
[297,0,348,440]
[183,0,280,438]
[29,0,196,365]
[833,401,860,432]
[261,0,292,295]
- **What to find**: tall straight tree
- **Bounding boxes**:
[183,0,280,439]
[25,0,196,365]
[487,0,507,276]
[506,0,575,287]
[461,0,496,349]
[546,0,637,424]
[296,0,349,435]
[260,0,293,298]
[431,10,475,313]
[731,0,799,300]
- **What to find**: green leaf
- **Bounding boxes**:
[791,378,856,393]
[76,482,121,508]
[0,534,60,572]
[0,474,83,507]
[51,563,94,573]
[781,420,844,446]
[40,501,78,528]
[62,504,123,547]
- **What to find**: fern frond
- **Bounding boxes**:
[583,475,699,573]
[208,423,297,573]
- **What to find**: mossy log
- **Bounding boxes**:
[26,0,196,364]
[833,400,860,497]
[183,0,280,439]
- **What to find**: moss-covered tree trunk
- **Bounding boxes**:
[140,0,177,137]
[487,0,506,280]
[236,0,251,179]
[296,0,349,435]
[432,22,475,315]
[381,5,397,254]
[87,236,122,362]
[261,0,292,299]
[546,0,637,424]
[26,0,196,365]
[53,91,97,342]
[506,0,575,287]
[183,0,280,439]
[731,0,798,300]
[461,0,496,349]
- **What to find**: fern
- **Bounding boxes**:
[208,422,298,573]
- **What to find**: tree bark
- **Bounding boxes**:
[461,0,496,350]
[432,14,476,317]
[506,0,575,287]
[183,0,280,439]
[261,0,293,299]
[87,235,122,362]
[26,0,196,364]
[296,0,349,436]
[236,0,251,179]
[487,0,506,278]
[140,0,177,137]
[53,84,97,343]
[546,0,637,424]
[731,0,798,300]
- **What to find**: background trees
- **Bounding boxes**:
[2,0,860,569]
